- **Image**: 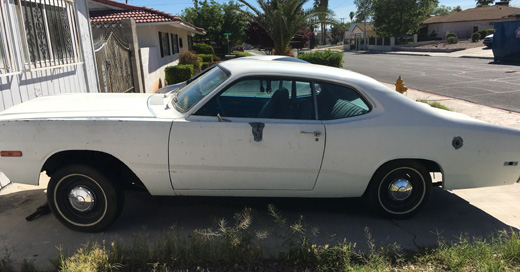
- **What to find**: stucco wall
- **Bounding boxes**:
[427,19,517,39]
[136,25,192,93]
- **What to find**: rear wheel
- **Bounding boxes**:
[47,164,123,232]
[368,161,431,219]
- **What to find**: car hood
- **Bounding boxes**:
[0,93,155,120]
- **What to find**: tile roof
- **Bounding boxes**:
[424,5,520,24]
[89,0,205,34]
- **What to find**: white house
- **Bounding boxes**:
[88,0,206,93]
[0,0,99,189]
[423,5,520,39]
[0,0,98,111]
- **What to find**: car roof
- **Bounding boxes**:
[236,55,309,63]
[220,59,376,86]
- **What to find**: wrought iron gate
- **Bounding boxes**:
[94,32,134,93]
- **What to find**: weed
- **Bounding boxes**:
[417,99,451,111]
[52,207,520,271]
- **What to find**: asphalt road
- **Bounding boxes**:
[342,52,520,112]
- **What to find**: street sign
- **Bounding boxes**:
[223,33,231,36]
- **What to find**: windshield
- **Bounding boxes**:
[172,66,229,113]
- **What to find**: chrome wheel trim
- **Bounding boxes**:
[68,186,96,212]
[388,178,413,201]
[378,167,426,215]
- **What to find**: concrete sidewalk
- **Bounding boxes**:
[383,46,494,59]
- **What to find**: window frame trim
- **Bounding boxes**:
[0,0,21,76]
[15,0,83,71]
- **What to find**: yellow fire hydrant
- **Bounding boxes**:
[395,76,408,94]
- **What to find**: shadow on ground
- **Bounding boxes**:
[0,187,516,270]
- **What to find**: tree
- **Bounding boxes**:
[476,0,494,7]
[349,11,355,22]
[244,19,274,49]
[354,0,373,49]
[354,0,373,23]
[314,0,330,45]
[330,22,350,44]
[239,0,334,55]
[372,0,437,38]
[432,5,461,16]
[182,0,249,49]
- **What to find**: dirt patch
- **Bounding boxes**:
[417,40,485,50]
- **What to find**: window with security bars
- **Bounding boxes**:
[17,0,81,69]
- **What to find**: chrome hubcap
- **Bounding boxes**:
[388,178,413,201]
[68,186,95,212]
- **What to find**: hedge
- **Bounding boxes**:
[201,62,210,70]
[231,51,253,58]
[199,54,214,63]
[297,50,343,67]
[471,32,480,42]
[165,64,193,85]
[193,43,215,55]
[179,51,201,73]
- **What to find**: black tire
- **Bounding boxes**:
[47,164,124,232]
[368,161,431,219]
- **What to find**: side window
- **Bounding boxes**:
[316,82,370,120]
[171,34,179,54]
[195,78,315,120]
[159,32,170,57]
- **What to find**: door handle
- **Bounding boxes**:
[300,131,321,137]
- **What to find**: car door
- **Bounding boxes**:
[169,77,325,191]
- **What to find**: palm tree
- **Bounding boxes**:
[239,0,334,55]
[349,11,355,22]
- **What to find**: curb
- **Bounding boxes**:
[459,55,494,60]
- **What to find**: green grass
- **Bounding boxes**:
[417,99,451,111]
[4,207,520,271]
[230,51,253,58]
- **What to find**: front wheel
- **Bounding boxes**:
[47,164,124,232]
[368,161,431,219]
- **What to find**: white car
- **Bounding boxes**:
[0,59,519,232]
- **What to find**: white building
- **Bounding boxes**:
[88,0,206,93]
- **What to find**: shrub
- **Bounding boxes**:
[199,54,214,63]
[201,62,210,70]
[193,43,215,55]
[471,32,481,42]
[165,64,193,85]
[478,29,488,39]
[486,29,494,36]
[447,36,458,44]
[179,51,201,73]
[297,50,343,67]
[446,32,457,39]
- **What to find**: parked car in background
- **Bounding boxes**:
[1,59,519,232]
[484,34,493,47]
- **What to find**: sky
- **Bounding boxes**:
[115,0,520,20]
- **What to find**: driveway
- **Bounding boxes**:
[1,174,519,270]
